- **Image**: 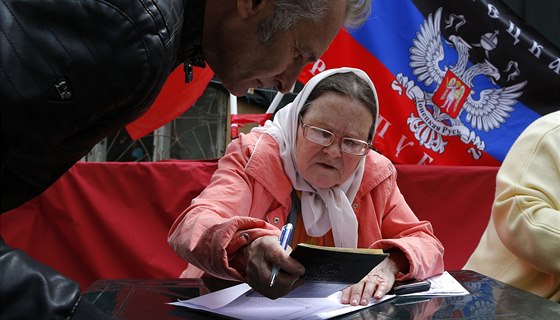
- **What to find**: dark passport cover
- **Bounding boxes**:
[290,243,389,283]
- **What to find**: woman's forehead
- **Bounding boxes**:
[301,97,372,135]
[303,93,370,118]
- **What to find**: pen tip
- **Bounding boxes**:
[269,275,276,287]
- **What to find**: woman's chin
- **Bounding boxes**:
[308,176,338,189]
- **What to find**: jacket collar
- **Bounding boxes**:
[180,0,206,82]
[355,152,395,199]
[245,134,294,206]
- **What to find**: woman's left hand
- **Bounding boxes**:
[340,257,398,306]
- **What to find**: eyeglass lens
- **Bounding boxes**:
[304,125,368,155]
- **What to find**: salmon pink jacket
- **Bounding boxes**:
[168,132,444,281]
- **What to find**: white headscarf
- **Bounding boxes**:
[253,67,379,248]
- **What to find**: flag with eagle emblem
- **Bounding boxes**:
[298,0,560,165]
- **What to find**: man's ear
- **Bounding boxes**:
[237,0,269,19]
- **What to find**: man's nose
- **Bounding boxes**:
[275,61,308,93]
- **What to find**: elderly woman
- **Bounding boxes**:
[168,67,444,305]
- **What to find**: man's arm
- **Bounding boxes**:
[0,236,114,319]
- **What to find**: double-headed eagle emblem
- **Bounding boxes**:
[392,8,526,159]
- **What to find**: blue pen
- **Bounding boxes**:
[269,223,294,287]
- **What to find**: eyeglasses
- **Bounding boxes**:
[299,116,370,156]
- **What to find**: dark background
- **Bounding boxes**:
[503,0,559,48]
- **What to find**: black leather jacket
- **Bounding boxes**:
[0,237,116,319]
[1,0,198,212]
[0,0,204,318]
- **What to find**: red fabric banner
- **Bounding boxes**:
[1,162,497,289]
[125,65,214,140]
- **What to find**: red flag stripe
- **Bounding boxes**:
[125,65,214,140]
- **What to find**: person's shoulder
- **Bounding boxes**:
[365,150,395,171]
[523,111,560,136]
[513,111,560,148]
[228,132,282,166]
[360,150,397,189]
[500,112,559,172]
[233,132,288,187]
[235,131,278,151]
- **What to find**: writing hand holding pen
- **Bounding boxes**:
[241,225,303,299]
[269,223,294,287]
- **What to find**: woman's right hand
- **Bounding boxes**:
[243,235,304,299]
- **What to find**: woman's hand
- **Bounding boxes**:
[243,235,304,299]
[341,250,408,306]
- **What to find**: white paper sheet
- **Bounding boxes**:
[169,282,393,320]
[401,271,470,297]
[169,272,469,319]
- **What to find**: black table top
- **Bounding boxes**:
[83,270,560,319]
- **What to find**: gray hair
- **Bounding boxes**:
[300,72,377,142]
[258,0,372,44]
